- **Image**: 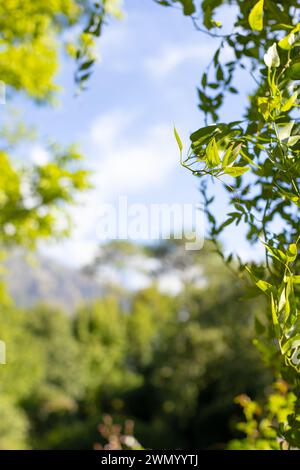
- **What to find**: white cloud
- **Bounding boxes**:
[96,16,134,72]
[41,108,179,267]
[30,145,50,165]
[41,238,98,268]
[89,109,177,196]
[144,40,237,81]
[90,109,137,152]
[144,43,212,79]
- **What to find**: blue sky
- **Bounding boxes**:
[14,0,265,267]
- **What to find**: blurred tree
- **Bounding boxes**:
[0,396,29,450]
[74,297,140,402]
[83,240,272,449]
[228,380,297,450]
[0,240,273,449]
[0,1,124,299]
[0,4,122,445]
[22,305,86,449]
[0,303,43,448]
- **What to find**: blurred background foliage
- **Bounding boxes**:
[0,0,296,450]
[0,239,273,449]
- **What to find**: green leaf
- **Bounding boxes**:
[222,144,234,168]
[177,0,196,16]
[288,135,300,147]
[245,266,273,296]
[78,72,91,83]
[281,335,300,355]
[279,23,300,50]
[190,124,218,143]
[216,65,224,81]
[288,62,300,80]
[260,239,286,263]
[222,143,242,168]
[249,0,264,32]
[256,279,273,294]
[271,293,281,339]
[264,43,280,68]
[278,122,294,142]
[156,1,172,5]
[79,59,95,71]
[286,243,297,263]
[240,149,261,169]
[261,242,286,263]
[223,166,249,177]
[206,138,221,168]
[174,126,183,153]
[279,34,294,51]
[281,93,298,112]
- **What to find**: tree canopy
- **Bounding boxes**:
[167,0,300,448]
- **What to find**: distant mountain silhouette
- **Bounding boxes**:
[4,250,103,313]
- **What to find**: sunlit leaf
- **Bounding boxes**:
[174,126,183,153]
[279,23,300,50]
[286,243,297,263]
[249,0,264,32]
[190,124,218,143]
[206,138,221,167]
[271,294,281,339]
[278,122,294,141]
[264,43,280,68]
[223,166,249,177]
[281,93,298,112]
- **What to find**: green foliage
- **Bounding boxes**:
[0,397,29,450]
[165,0,300,449]
[155,1,195,16]
[228,381,298,450]
[83,240,271,449]
[0,146,90,249]
[0,0,125,260]
[0,304,43,402]
[0,1,123,97]
[0,0,117,304]
[1,0,299,451]
[249,0,264,32]
[0,241,272,449]
[0,0,81,100]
